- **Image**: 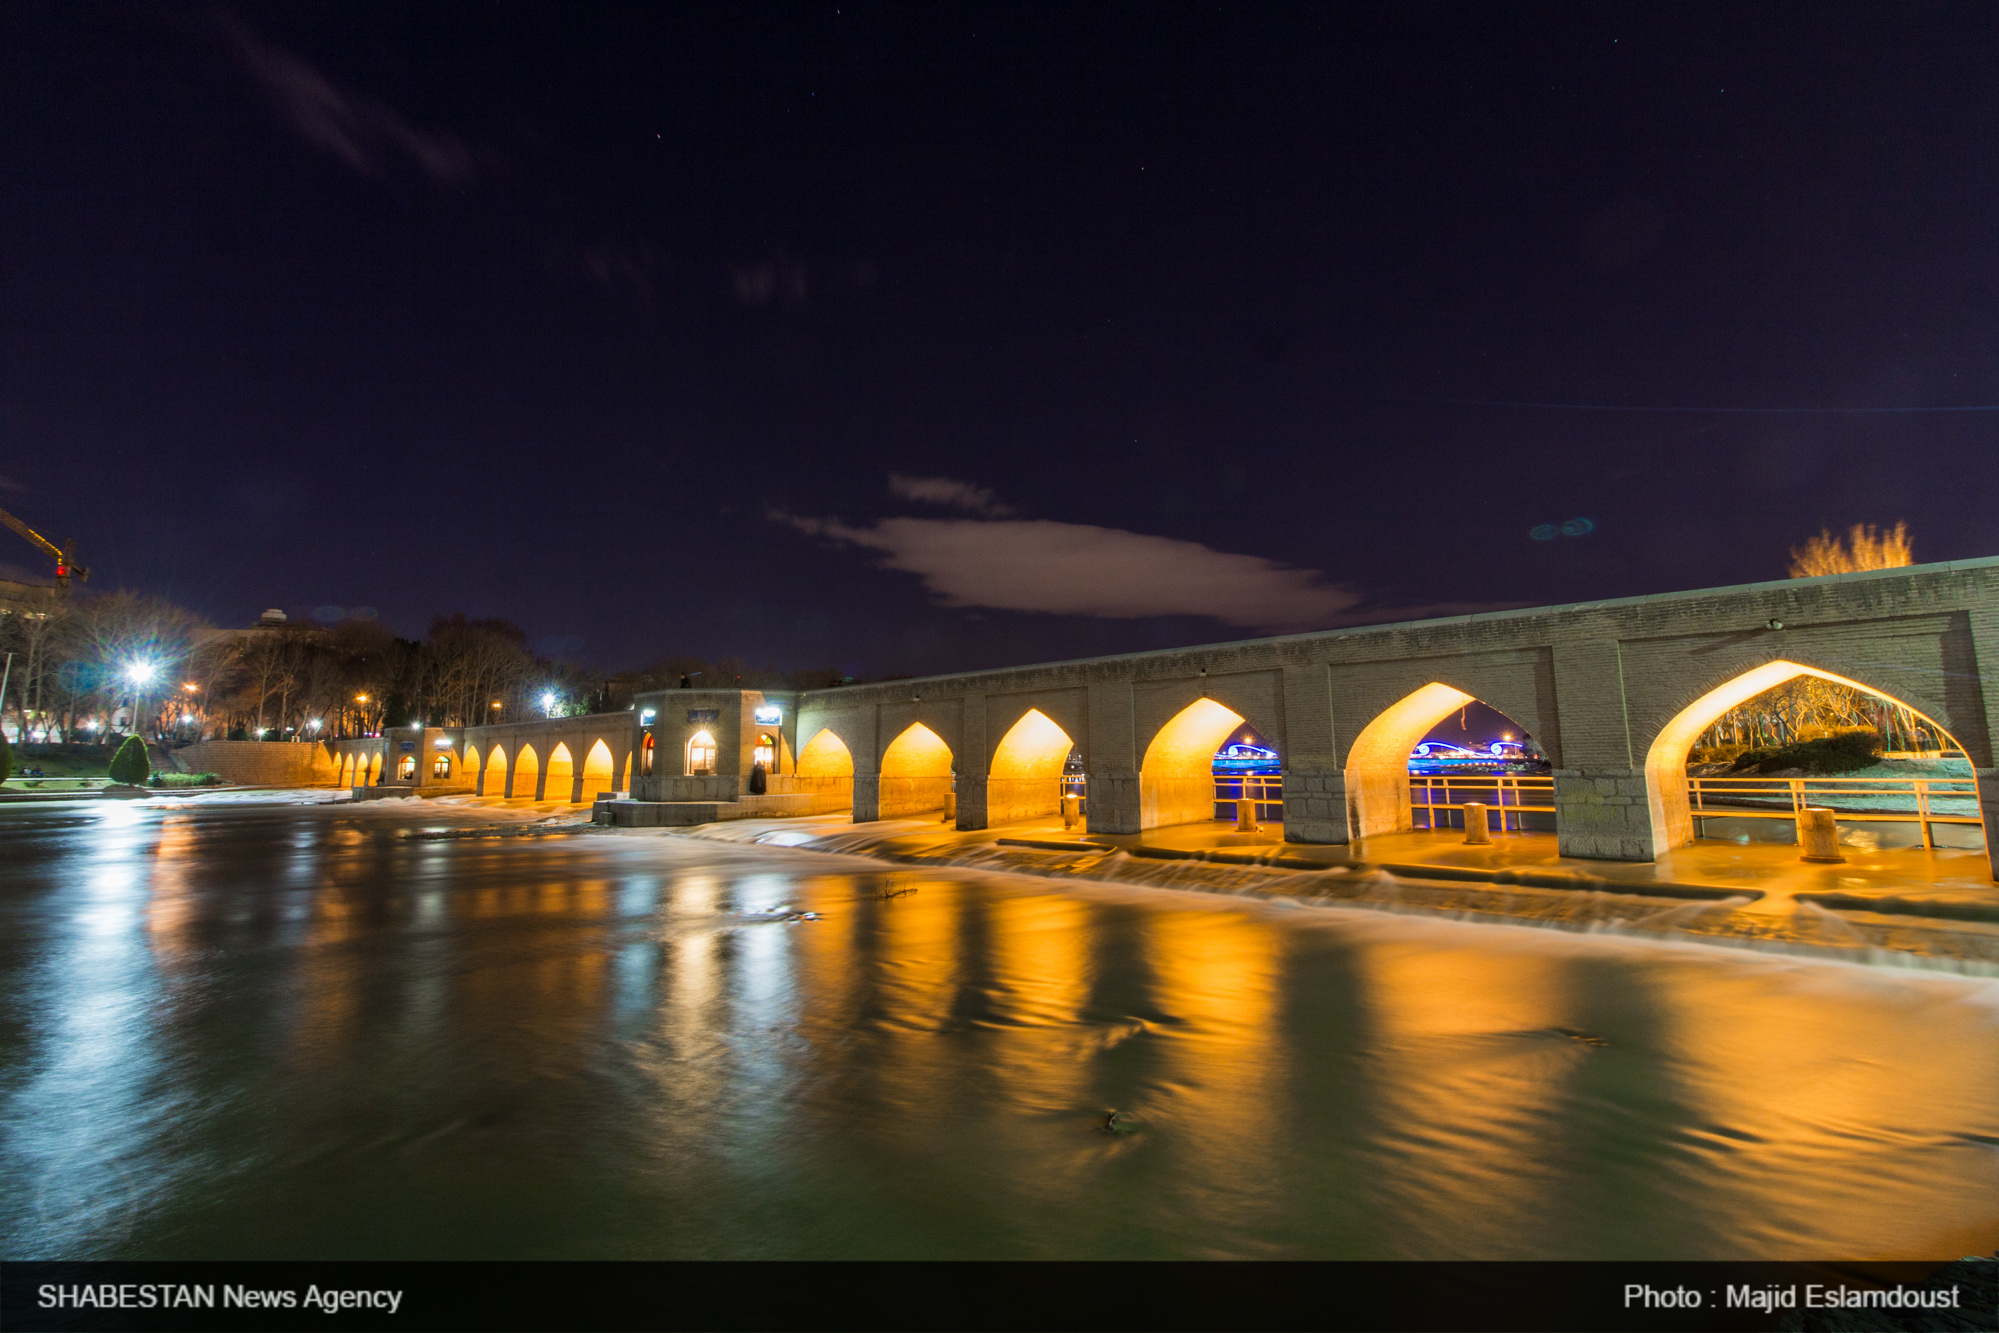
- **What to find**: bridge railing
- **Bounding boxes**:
[1687,774,1982,850]
[1408,774,1556,832]
[1213,774,1283,822]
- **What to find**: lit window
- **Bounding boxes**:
[686,730,716,776]
[432,754,452,779]
[398,754,417,781]
[753,733,775,768]
[641,733,655,777]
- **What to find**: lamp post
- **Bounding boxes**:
[124,661,157,741]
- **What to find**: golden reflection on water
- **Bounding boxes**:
[1346,938,1578,1255]
[1140,904,1284,1230]
[981,893,1092,1112]
[1641,957,1999,1257]
[143,815,199,972]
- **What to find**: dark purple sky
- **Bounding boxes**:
[5,4,1996,676]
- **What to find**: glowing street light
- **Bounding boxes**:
[541,692,556,717]
[308,719,322,731]
[126,661,156,685]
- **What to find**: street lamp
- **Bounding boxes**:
[125,660,157,737]
[541,692,556,717]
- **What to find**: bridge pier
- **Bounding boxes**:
[1084,768,1140,834]
[1553,768,1654,861]
[953,774,988,830]
[1280,767,1349,844]
[1977,771,1999,880]
[852,773,882,822]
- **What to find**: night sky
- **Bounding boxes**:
[6,4,1997,678]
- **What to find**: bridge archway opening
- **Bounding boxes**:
[482,744,507,797]
[880,722,953,817]
[796,727,856,810]
[1646,660,1980,856]
[581,740,616,803]
[1141,698,1248,830]
[1345,683,1548,840]
[686,731,717,776]
[1211,721,1284,825]
[545,743,576,803]
[989,709,1072,824]
[512,743,539,799]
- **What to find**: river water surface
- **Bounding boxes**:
[4,796,1999,1260]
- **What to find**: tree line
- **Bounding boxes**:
[0,592,847,745]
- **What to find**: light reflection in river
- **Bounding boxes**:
[2,799,1998,1260]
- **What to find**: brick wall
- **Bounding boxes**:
[170,740,342,787]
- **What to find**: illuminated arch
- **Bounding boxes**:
[1343,683,1481,840]
[580,740,615,803]
[1140,698,1249,830]
[621,753,632,791]
[364,752,381,785]
[880,722,953,817]
[545,742,576,803]
[640,731,655,778]
[1643,659,1970,854]
[512,743,540,799]
[685,730,717,776]
[482,743,508,797]
[798,728,853,777]
[988,709,1072,824]
[795,727,856,811]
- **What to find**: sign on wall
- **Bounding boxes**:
[398,742,415,752]
[753,705,782,724]
[686,709,720,724]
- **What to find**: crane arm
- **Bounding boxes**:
[0,505,62,560]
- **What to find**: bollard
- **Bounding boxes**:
[1235,791,1259,832]
[943,791,956,824]
[1061,792,1081,829]
[1462,801,1491,845]
[1798,807,1844,863]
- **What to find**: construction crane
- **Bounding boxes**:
[0,503,88,593]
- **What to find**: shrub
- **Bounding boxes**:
[148,771,220,789]
[108,736,151,785]
[1727,729,1881,776]
[0,730,10,786]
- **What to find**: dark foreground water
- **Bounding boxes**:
[4,797,1999,1260]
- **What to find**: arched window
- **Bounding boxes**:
[398,753,417,781]
[687,730,717,776]
[432,753,452,779]
[754,733,775,768]
[641,732,655,777]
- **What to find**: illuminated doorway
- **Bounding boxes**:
[687,731,717,776]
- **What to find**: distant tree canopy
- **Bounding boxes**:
[1,589,860,743]
[1788,522,1912,578]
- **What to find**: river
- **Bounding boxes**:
[3,796,1998,1260]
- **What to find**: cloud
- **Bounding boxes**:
[887,474,1015,517]
[221,17,476,184]
[576,241,665,307]
[779,513,1364,631]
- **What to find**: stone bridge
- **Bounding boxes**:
[351,558,1999,875]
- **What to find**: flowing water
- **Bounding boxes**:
[4,796,1999,1260]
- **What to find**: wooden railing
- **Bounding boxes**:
[1687,774,1980,850]
[1409,773,1556,832]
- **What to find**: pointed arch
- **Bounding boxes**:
[794,727,855,809]
[581,739,616,803]
[1140,697,1249,830]
[545,742,576,802]
[482,743,508,797]
[1643,659,1971,854]
[880,722,953,817]
[1344,683,1480,839]
[512,743,539,799]
[988,709,1072,824]
[621,752,632,792]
